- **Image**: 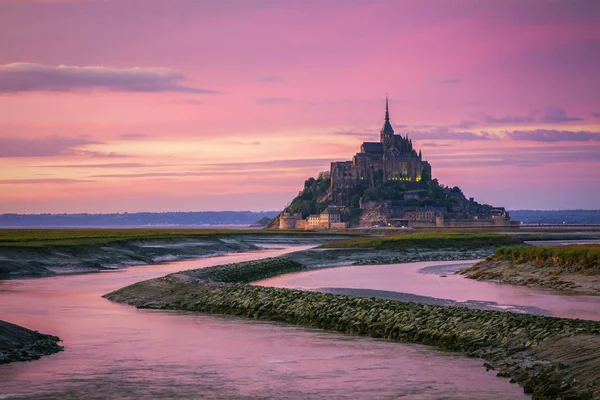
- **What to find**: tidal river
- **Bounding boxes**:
[258,259,600,321]
[0,245,530,400]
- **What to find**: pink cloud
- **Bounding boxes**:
[0,0,598,212]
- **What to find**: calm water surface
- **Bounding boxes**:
[258,259,600,321]
[0,246,528,399]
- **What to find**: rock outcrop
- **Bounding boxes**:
[0,320,63,364]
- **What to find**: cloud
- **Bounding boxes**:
[119,133,147,140]
[0,63,217,94]
[433,146,600,168]
[454,120,479,129]
[332,130,377,140]
[0,178,94,184]
[542,106,583,123]
[431,76,461,84]
[35,162,149,168]
[258,75,283,83]
[184,99,205,105]
[405,127,498,141]
[0,135,102,157]
[204,158,332,170]
[507,129,600,142]
[223,140,261,146]
[256,97,291,105]
[88,170,295,179]
[416,141,454,147]
[591,112,600,118]
[484,114,534,124]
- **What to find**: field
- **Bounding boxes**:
[492,244,600,274]
[0,228,355,247]
[319,232,523,250]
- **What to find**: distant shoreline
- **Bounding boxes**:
[0,224,256,229]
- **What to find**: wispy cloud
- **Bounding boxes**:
[204,158,332,170]
[258,75,283,83]
[0,178,95,184]
[0,63,217,94]
[542,106,583,123]
[507,129,600,142]
[88,170,295,179]
[119,133,147,140]
[405,127,497,141]
[332,130,377,140]
[454,120,479,129]
[484,114,534,124]
[223,140,261,146]
[0,135,102,157]
[434,146,600,168]
[591,112,600,118]
[256,97,291,105]
[431,76,461,84]
[34,162,149,168]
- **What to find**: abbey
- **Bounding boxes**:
[330,96,432,205]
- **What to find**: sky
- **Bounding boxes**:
[0,0,599,213]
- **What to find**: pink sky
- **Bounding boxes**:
[0,0,599,213]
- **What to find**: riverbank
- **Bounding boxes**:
[105,257,600,400]
[284,233,523,267]
[0,320,63,364]
[0,232,344,279]
[319,232,523,250]
[459,245,600,294]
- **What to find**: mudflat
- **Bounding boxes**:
[0,320,63,364]
[460,244,600,294]
[105,257,600,400]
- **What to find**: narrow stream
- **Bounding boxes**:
[257,259,600,321]
[0,245,528,399]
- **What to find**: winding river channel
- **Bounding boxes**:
[3,242,594,399]
[258,259,600,321]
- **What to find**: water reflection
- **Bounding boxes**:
[0,247,527,399]
[258,260,600,321]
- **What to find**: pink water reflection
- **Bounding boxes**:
[257,260,600,321]
[0,248,529,399]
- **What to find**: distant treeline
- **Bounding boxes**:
[509,210,600,224]
[0,211,279,227]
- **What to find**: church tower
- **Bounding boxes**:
[380,95,395,148]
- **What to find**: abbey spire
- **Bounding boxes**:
[385,94,390,122]
[380,94,395,144]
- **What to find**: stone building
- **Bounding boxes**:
[279,207,346,230]
[330,96,432,205]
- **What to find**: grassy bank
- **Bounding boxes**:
[320,232,523,251]
[493,244,600,274]
[460,244,600,294]
[174,257,307,283]
[0,228,355,247]
[105,257,600,400]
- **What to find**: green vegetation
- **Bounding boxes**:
[285,171,332,217]
[492,244,600,275]
[0,228,353,247]
[181,257,306,284]
[105,257,600,400]
[348,178,465,211]
[320,232,523,250]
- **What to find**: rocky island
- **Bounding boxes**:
[268,97,516,230]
